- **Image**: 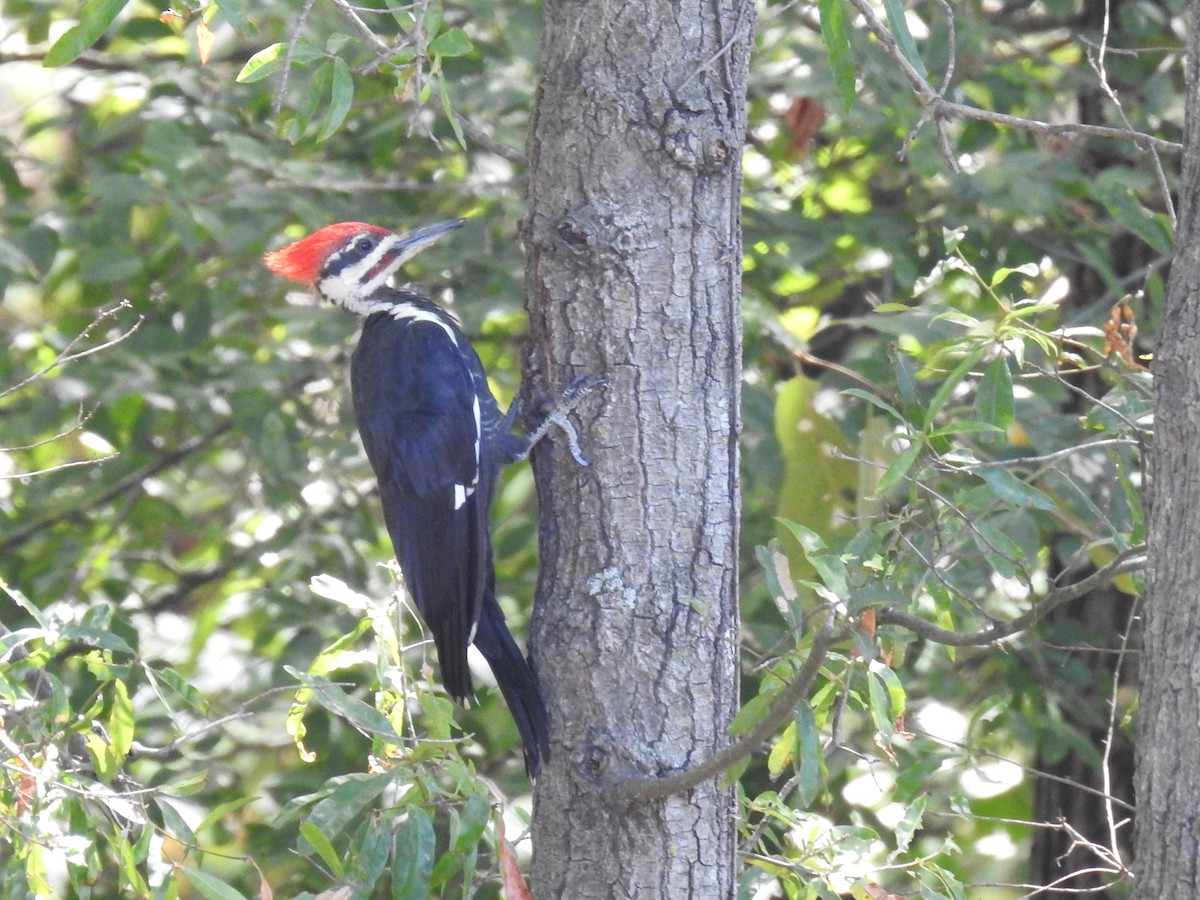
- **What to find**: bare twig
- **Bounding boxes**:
[273,0,318,121]
[917,732,1135,813]
[0,420,234,554]
[328,0,398,60]
[0,456,117,480]
[1,403,97,452]
[129,684,314,758]
[844,0,1181,158]
[1,302,142,401]
[947,438,1140,472]
[1100,594,1139,870]
[453,114,527,165]
[1085,0,1176,226]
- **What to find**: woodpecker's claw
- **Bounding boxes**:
[561,374,609,403]
[522,374,607,465]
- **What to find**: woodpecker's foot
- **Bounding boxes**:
[525,374,607,466]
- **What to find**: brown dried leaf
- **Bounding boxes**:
[196,19,214,66]
[498,816,532,900]
[1103,297,1146,370]
[783,97,824,159]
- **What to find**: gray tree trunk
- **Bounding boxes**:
[520,0,752,895]
[1136,0,1200,894]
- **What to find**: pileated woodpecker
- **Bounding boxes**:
[264,219,600,774]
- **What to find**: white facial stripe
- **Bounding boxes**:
[318,233,435,315]
[358,234,408,296]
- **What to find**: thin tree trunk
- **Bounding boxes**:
[1136,0,1200,894]
[521,0,752,895]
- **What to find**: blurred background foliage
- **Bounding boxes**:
[0,0,1175,897]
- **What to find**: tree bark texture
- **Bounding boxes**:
[521,0,752,896]
[1136,0,1200,894]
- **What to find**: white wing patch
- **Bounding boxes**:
[471,395,481,482]
[451,397,482,510]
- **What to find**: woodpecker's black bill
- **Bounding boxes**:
[394,218,466,258]
[365,218,466,283]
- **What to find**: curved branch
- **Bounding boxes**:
[595,622,844,805]
[876,545,1146,647]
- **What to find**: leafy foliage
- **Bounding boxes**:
[0,0,1176,896]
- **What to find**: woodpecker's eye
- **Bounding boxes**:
[355,238,375,253]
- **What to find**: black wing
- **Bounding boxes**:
[350,311,489,699]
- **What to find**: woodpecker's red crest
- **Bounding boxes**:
[265,219,465,316]
[263,222,389,285]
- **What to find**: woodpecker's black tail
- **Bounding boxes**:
[472,592,550,775]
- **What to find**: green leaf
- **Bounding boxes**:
[182,868,252,900]
[942,225,968,252]
[0,236,37,277]
[794,702,822,808]
[977,467,1056,511]
[236,43,286,83]
[989,263,1040,288]
[290,60,333,141]
[300,822,345,879]
[286,669,403,741]
[729,687,777,737]
[923,344,989,428]
[841,387,904,422]
[875,439,921,496]
[777,519,849,595]
[428,27,474,57]
[349,816,392,895]
[214,0,254,33]
[974,358,1014,428]
[155,798,199,859]
[438,75,467,150]
[893,793,927,856]
[767,721,796,779]
[431,793,490,888]
[306,772,395,844]
[59,624,133,654]
[871,662,906,720]
[818,0,856,111]
[43,0,129,67]
[866,666,894,741]
[145,663,209,714]
[196,796,257,836]
[925,419,1005,439]
[1,579,49,629]
[116,833,150,895]
[882,0,927,79]
[107,679,135,771]
[84,731,119,783]
[756,543,803,628]
[392,809,436,900]
[237,41,325,84]
[317,58,355,143]
[0,628,43,660]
